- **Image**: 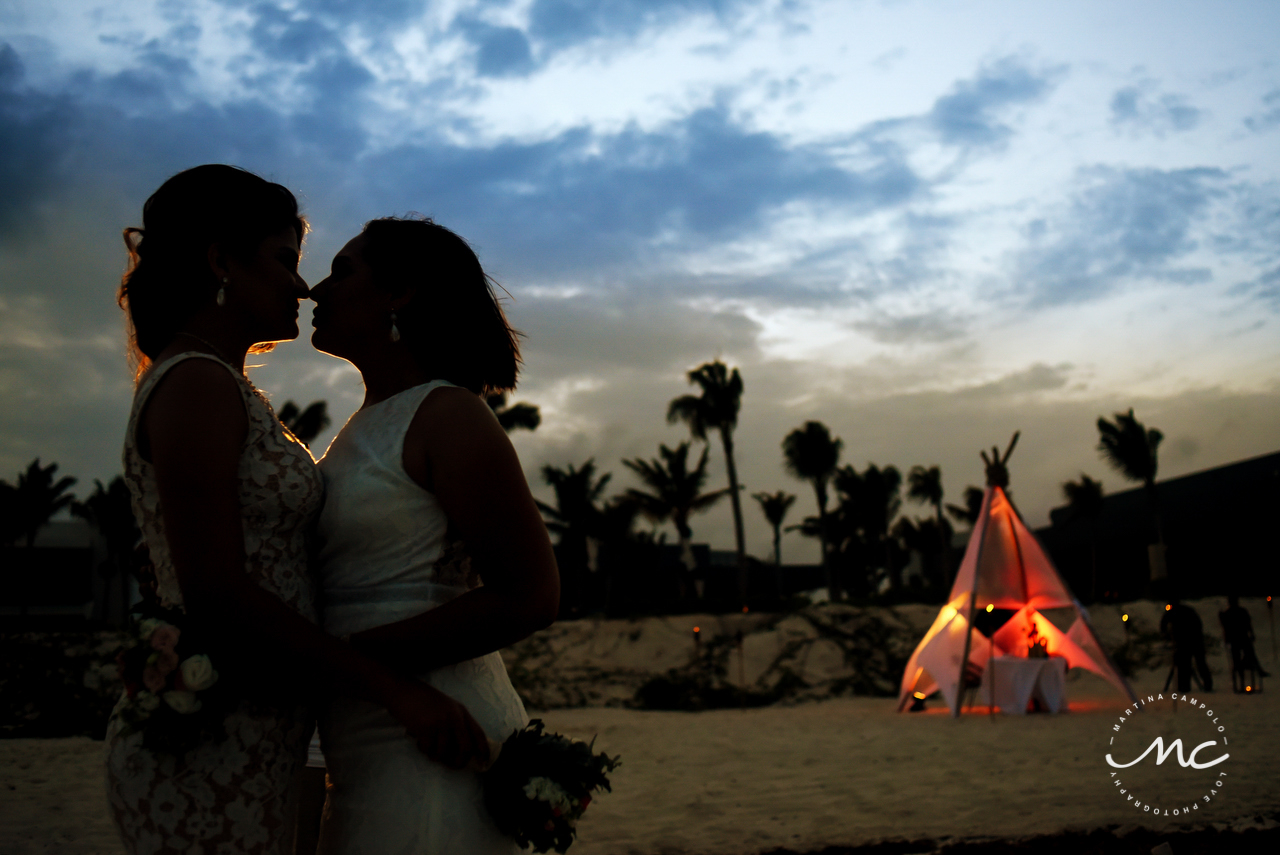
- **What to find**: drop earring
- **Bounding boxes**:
[217,277,228,307]
[389,310,401,342]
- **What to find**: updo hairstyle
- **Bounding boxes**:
[118,164,307,379]
[359,217,521,396]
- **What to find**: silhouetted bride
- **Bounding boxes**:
[108,168,492,854]
[309,217,559,853]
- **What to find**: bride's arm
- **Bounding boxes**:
[347,386,560,672]
[144,360,489,768]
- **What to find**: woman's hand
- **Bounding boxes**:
[381,678,490,771]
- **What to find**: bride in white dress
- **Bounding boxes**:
[309,216,560,854]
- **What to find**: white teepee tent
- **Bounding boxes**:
[897,445,1136,716]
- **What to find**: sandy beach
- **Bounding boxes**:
[3,599,1278,854]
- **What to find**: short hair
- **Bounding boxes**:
[118,164,307,379]
[359,217,521,395]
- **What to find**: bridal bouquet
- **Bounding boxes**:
[483,719,621,853]
[113,606,232,755]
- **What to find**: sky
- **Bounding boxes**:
[1,0,1278,564]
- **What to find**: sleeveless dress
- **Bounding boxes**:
[106,352,324,855]
[315,380,527,855]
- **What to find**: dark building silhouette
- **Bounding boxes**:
[1036,451,1280,601]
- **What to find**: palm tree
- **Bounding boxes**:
[667,360,746,603]
[486,392,542,433]
[537,460,611,617]
[908,464,951,584]
[753,490,796,601]
[12,459,77,616]
[844,464,903,592]
[1096,409,1164,587]
[782,421,842,601]
[279,400,332,448]
[893,515,951,594]
[907,466,943,531]
[15,459,77,548]
[945,486,985,528]
[71,476,140,625]
[622,443,729,588]
[1062,474,1104,602]
[751,491,795,567]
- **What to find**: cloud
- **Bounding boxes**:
[852,310,968,345]
[1244,88,1280,133]
[926,57,1059,149]
[969,363,1072,397]
[517,286,763,375]
[1232,265,1280,311]
[1015,166,1225,306]
[360,104,920,278]
[249,3,345,64]
[217,0,428,30]
[461,22,536,78]
[526,0,745,51]
[1109,84,1202,136]
[0,43,75,237]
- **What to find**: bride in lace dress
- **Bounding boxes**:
[308,217,560,854]
[108,168,486,855]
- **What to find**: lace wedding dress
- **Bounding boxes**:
[315,380,527,854]
[106,352,324,855]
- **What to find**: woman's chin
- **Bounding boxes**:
[310,329,343,357]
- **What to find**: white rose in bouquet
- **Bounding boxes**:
[179,655,218,692]
[163,691,202,714]
[137,691,161,715]
[137,618,162,641]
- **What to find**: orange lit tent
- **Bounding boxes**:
[896,439,1137,716]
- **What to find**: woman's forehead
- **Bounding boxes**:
[338,233,368,259]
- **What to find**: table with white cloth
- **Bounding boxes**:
[977,655,1067,714]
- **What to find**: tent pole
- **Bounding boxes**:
[1008,488,1031,607]
[988,637,995,720]
[954,488,993,718]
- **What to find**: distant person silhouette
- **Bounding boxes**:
[1220,594,1269,690]
[1161,597,1213,692]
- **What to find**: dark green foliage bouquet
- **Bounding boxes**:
[483,719,621,853]
[113,605,236,756]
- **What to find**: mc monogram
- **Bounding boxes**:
[1105,737,1229,769]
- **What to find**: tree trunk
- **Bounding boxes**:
[720,429,747,608]
[773,524,783,600]
[814,482,838,602]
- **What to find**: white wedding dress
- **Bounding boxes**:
[315,380,527,854]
